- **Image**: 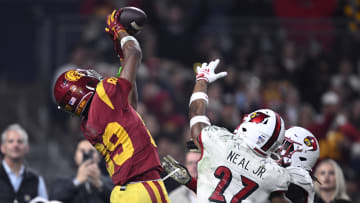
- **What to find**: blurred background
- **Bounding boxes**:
[1,0,360,200]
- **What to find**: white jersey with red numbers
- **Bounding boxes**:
[287,166,315,203]
[197,126,290,203]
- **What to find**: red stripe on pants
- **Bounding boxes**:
[142,182,156,203]
[153,181,167,203]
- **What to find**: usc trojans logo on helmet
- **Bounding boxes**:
[249,112,270,124]
[65,70,83,82]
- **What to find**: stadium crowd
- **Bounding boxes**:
[1,0,360,202]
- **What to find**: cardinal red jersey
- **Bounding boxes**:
[81,77,161,186]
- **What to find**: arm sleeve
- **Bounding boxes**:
[269,166,290,193]
[37,176,48,200]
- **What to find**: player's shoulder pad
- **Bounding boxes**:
[286,166,313,186]
[99,77,131,97]
[202,125,232,138]
[104,77,119,85]
[200,125,234,145]
[96,78,117,97]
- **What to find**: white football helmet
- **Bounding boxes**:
[278,126,320,171]
[234,109,286,157]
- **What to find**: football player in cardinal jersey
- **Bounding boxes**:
[277,126,320,203]
[53,9,169,203]
[187,59,290,203]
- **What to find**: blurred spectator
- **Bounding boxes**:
[314,159,351,203]
[297,103,316,128]
[0,124,48,203]
[169,151,200,203]
[282,83,301,127]
[50,139,112,203]
[157,136,184,163]
[307,91,339,141]
[145,91,186,135]
[278,40,304,77]
[331,58,360,101]
[310,91,351,162]
[217,94,240,130]
[338,99,360,142]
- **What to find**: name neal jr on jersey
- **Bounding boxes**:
[226,150,267,179]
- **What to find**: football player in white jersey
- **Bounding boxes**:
[277,126,320,203]
[186,59,290,203]
[162,126,320,203]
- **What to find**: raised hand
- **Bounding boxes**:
[196,59,227,83]
[105,9,126,40]
[105,9,126,59]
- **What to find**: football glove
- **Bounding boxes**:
[105,9,126,40]
[162,155,191,185]
[105,9,126,59]
[196,59,227,83]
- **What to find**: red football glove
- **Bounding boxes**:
[105,9,126,40]
[105,9,126,60]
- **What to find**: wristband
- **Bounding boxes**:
[189,92,208,106]
[190,115,210,128]
[196,73,209,82]
[120,36,139,49]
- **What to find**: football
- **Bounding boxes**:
[118,7,147,35]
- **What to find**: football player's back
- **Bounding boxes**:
[197,126,290,203]
[81,77,161,186]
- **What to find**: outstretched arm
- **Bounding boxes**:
[118,33,141,109]
[189,79,208,148]
[189,59,227,148]
[106,10,141,109]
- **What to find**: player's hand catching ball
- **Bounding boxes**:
[105,9,126,41]
[196,59,227,83]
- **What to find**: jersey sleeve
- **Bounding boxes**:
[268,165,291,193]
[99,77,132,109]
[199,126,228,151]
[116,78,132,97]
[286,166,314,191]
[198,125,232,160]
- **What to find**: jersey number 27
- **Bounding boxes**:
[209,166,259,203]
